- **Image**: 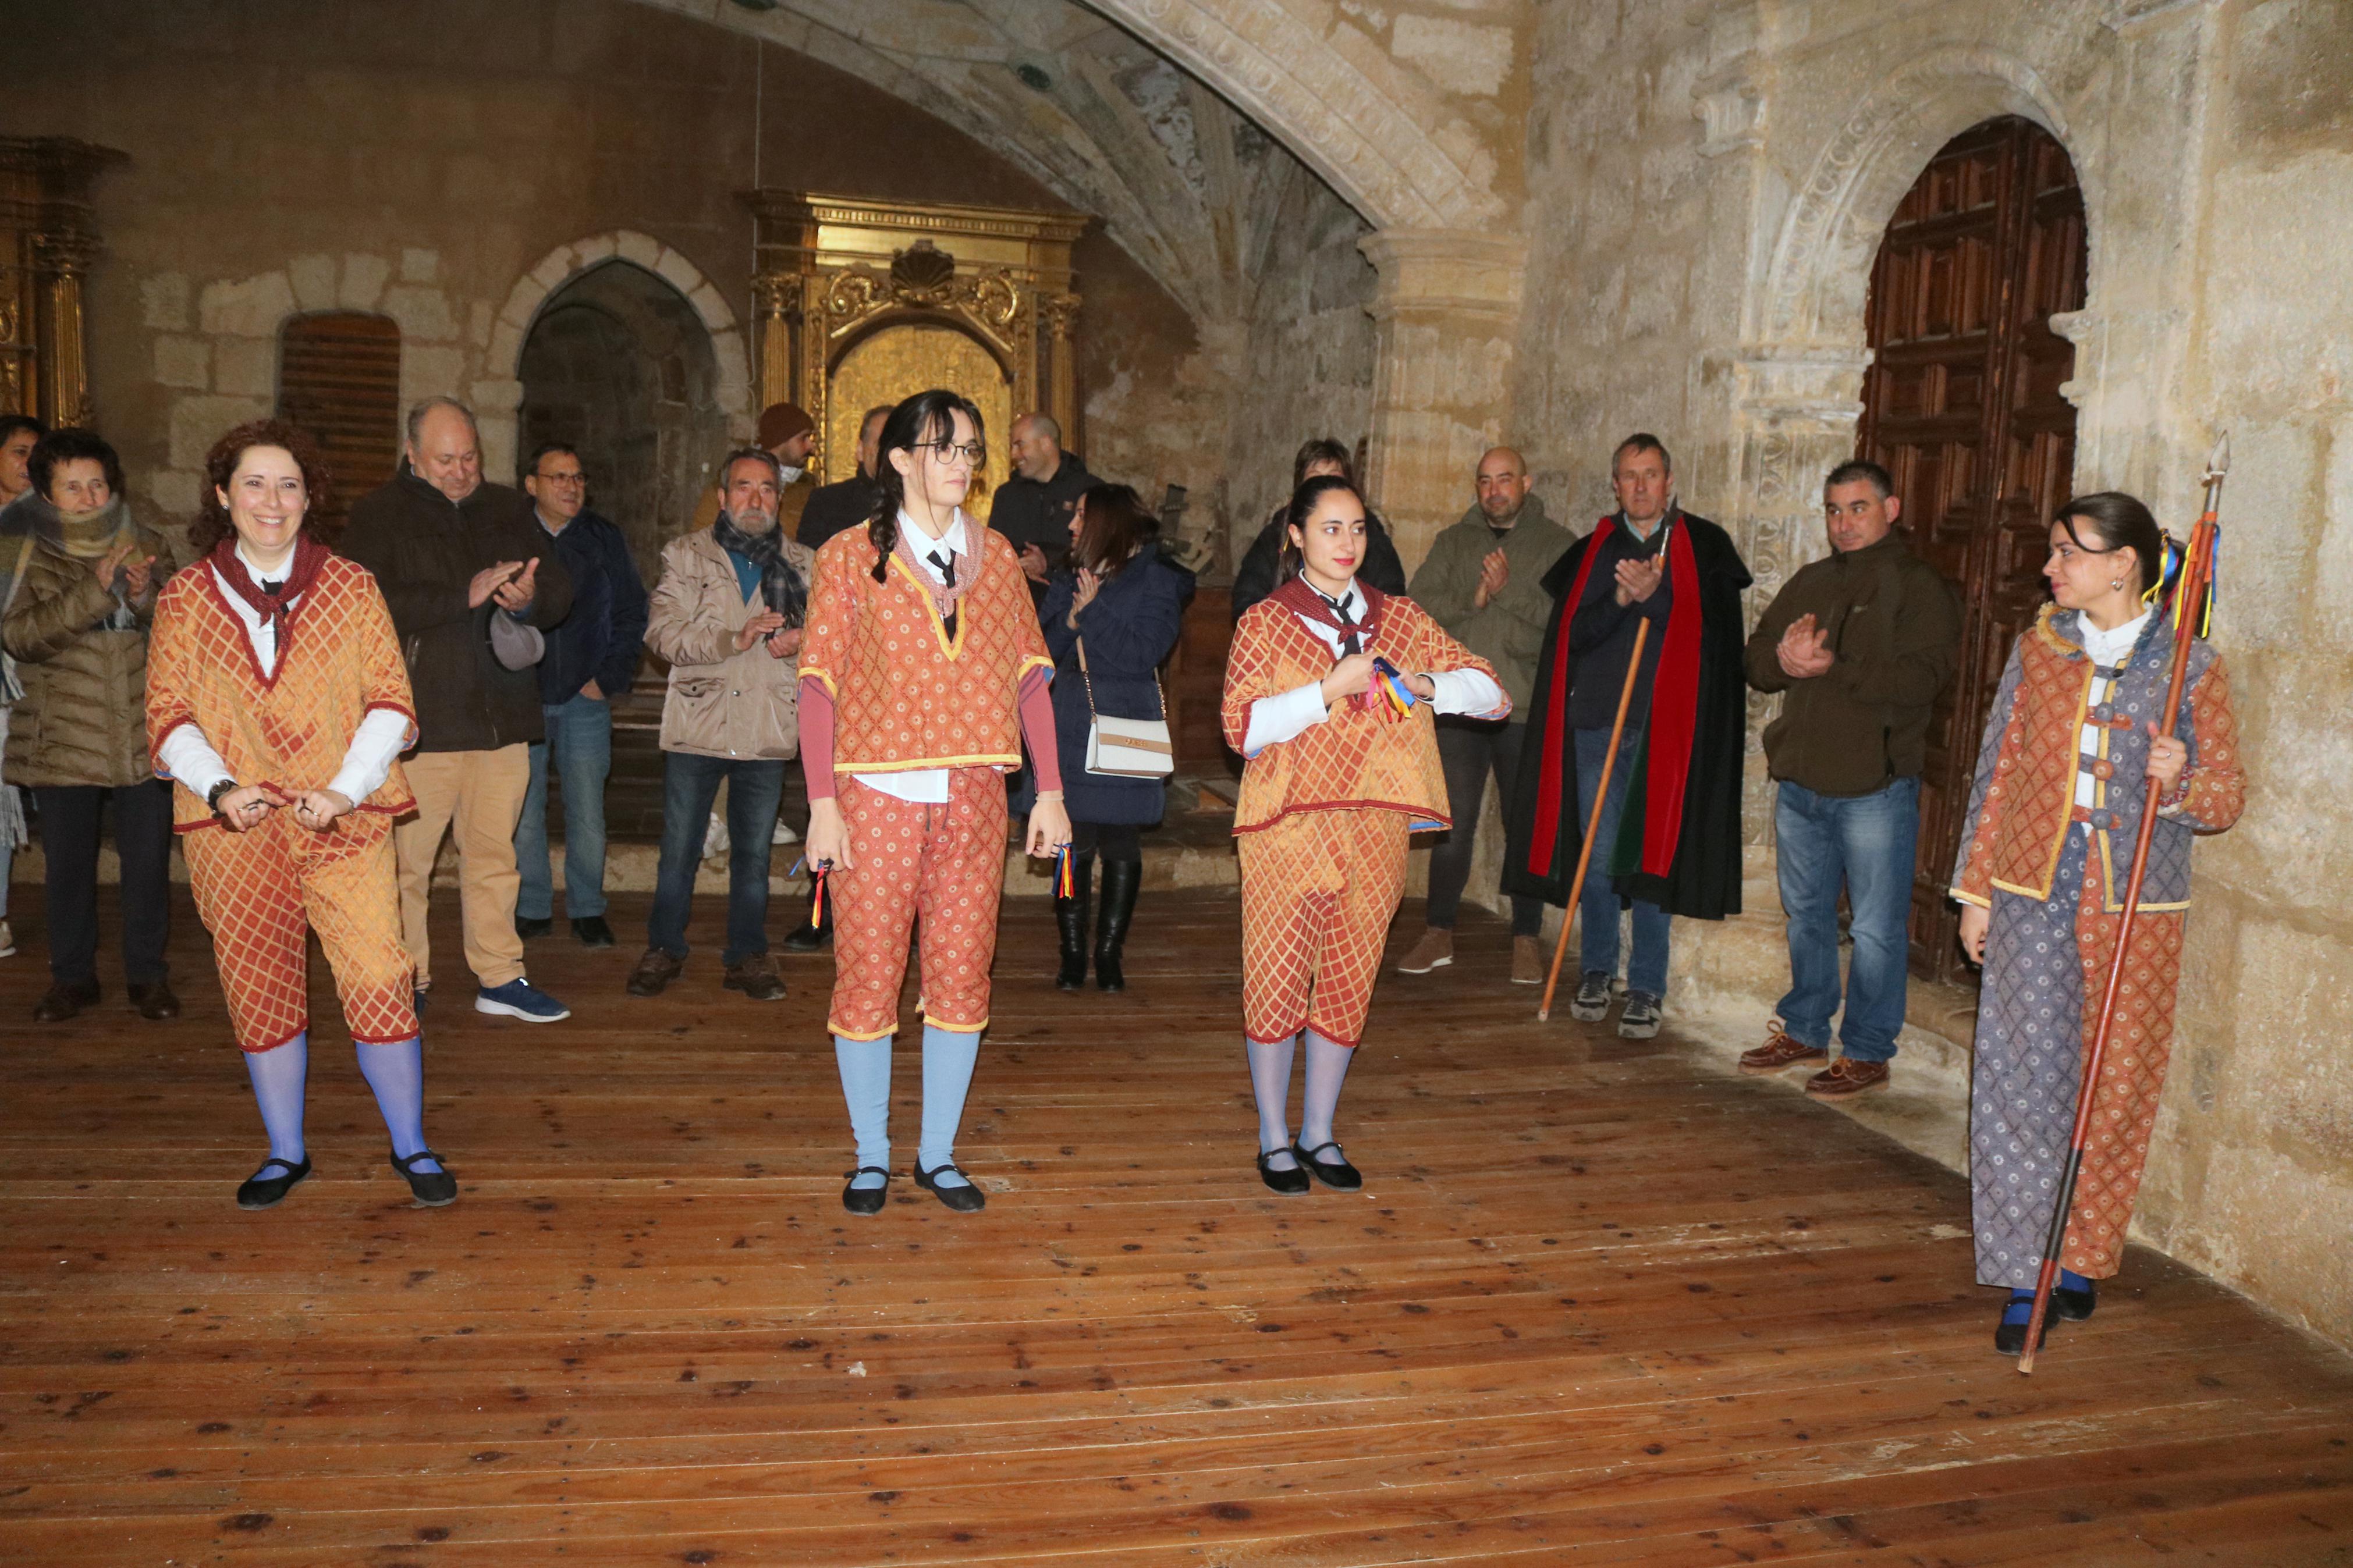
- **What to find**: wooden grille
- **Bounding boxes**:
[1857,116,2087,983]
[277,312,402,524]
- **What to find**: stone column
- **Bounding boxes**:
[469,376,525,489]
[1357,229,1526,572]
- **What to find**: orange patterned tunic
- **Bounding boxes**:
[797,525,1052,777]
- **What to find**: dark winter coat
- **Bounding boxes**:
[1013,542,1192,826]
[1503,509,1752,920]
[533,507,648,705]
[1229,507,1407,623]
[339,466,573,755]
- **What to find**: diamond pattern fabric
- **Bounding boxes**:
[1238,806,1410,1050]
[827,765,1010,1043]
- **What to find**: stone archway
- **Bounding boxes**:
[475,230,754,484]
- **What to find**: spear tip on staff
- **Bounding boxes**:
[2206,431,2231,481]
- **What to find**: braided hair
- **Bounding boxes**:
[866,389,986,585]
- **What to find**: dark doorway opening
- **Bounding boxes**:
[1857,115,2088,983]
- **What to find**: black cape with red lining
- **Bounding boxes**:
[1502,508,1752,920]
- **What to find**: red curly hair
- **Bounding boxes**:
[192,419,338,555]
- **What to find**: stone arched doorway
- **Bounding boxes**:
[1856,116,2088,981]
[517,260,725,583]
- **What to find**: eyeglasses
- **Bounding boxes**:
[917,440,986,468]
[537,471,587,486]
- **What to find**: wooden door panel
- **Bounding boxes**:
[1856,116,2086,982]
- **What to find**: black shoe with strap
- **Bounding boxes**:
[1256,1150,1309,1196]
[2052,1276,2098,1322]
[1094,858,1140,993]
[841,1167,890,1216]
[1291,1140,1362,1192]
[236,1155,312,1210]
[913,1160,987,1213]
[1055,853,1094,991]
[391,1149,457,1206]
[1992,1290,2051,1355]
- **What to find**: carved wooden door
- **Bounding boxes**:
[1857,116,2087,983]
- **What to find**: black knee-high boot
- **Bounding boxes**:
[1094,858,1141,992]
[1055,853,1094,991]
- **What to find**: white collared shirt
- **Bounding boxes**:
[1241,577,1509,755]
[854,509,973,804]
[154,542,412,805]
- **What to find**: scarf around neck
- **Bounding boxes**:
[211,532,329,650]
[713,509,805,627]
[1270,573,1386,653]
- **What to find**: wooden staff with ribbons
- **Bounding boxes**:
[1537,619,1651,1022]
[2017,434,2228,1373]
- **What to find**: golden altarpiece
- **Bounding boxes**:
[740,190,1087,500]
[0,137,122,428]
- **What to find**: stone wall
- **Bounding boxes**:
[1512,0,2353,1346]
[0,0,1206,541]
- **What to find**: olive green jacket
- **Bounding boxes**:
[1406,497,1574,715]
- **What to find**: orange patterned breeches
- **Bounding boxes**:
[182,811,418,1053]
[1237,808,1410,1050]
[826,770,1010,1042]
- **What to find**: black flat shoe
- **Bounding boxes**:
[571,916,615,949]
[1291,1140,1362,1192]
[1992,1296,2050,1355]
[390,1149,457,1207]
[515,916,552,940]
[842,1166,890,1215]
[2052,1278,2098,1322]
[1256,1150,1309,1195]
[913,1160,987,1213]
[236,1155,312,1210]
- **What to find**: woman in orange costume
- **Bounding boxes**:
[147,421,453,1210]
[1223,475,1509,1194]
[798,390,1070,1217]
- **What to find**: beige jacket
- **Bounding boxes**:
[644,527,811,760]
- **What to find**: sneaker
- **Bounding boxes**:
[771,818,800,845]
[0,918,15,958]
[475,977,571,1023]
[1510,935,1544,986]
[1617,991,1663,1039]
[1397,927,1453,975]
[1804,1057,1890,1097]
[1740,1023,1829,1075]
[1568,971,1612,1022]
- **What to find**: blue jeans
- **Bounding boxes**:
[515,693,614,920]
[1773,776,1919,1063]
[1574,726,1671,998]
[648,753,784,966]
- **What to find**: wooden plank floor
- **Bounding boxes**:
[3,887,2351,1566]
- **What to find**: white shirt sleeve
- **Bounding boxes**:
[326,707,416,805]
[1241,680,1332,756]
[1424,667,1510,721]
[155,721,234,802]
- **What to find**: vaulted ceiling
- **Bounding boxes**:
[624,0,1490,323]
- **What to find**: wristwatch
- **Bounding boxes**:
[207,778,239,813]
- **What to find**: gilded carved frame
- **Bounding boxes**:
[0,138,124,427]
[741,190,1087,484]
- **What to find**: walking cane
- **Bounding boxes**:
[1538,619,1651,1022]
[2017,436,2227,1373]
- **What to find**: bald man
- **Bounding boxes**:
[990,412,1095,588]
[1399,447,1573,984]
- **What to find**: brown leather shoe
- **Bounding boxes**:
[722,954,787,1002]
[1740,1028,1829,1075]
[1511,935,1544,986]
[1805,1057,1890,1097]
[34,980,100,1022]
[626,947,685,998]
[1397,927,1453,975]
[128,981,182,1021]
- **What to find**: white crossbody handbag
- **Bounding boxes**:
[1078,637,1175,778]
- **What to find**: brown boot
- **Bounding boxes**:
[626,948,685,998]
[723,954,787,1002]
[1511,936,1544,986]
[1397,927,1453,975]
[1739,1026,1829,1075]
[1805,1057,1890,1097]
